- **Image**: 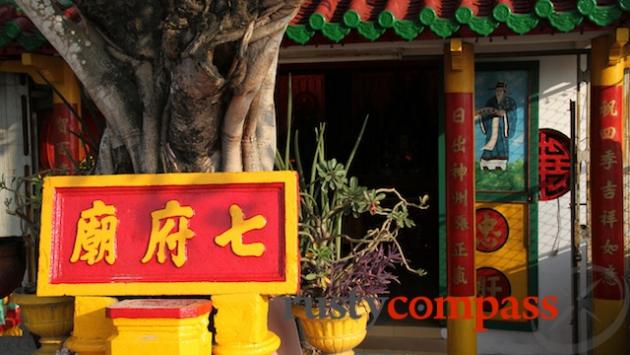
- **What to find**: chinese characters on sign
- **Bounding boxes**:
[477,267,511,312]
[538,129,571,201]
[71,201,268,268]
[214,204,267,257]
[445,92,475,297]
[71,200,118,266]
[591,85,624,299]
[38,172,299,296]
[142,200,196,268]
[476,208,509,253]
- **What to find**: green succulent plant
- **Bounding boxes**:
[276,77,429,301]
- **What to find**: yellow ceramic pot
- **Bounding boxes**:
[12,293,74,355]
[293,301,370,355]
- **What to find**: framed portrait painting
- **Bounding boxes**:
[474,66,533,195]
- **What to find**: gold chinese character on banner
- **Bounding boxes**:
[452,242,468,257]
[455,215,469,231]
[477,212,502,250]
[600,100,618,117]
[452,136,466,153]
[477,274,504,297]
[601,239,619,255]
[71,200,118,265]
[451,163,467,182]
[599,210,617,229]
[602,265,620,286]
[453,265,468,285]
[600,127,617,140]
[601,180,617,199]
[453,108,465,123]
[453,190,467,205]
[600,150,617,170]
[142,200,195,268]
[215,204,266,257]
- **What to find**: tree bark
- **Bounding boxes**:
[16,0,301,174]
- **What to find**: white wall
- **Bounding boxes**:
[474,55,577,355]
[0,73,31,238]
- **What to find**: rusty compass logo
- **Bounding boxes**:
[531,265,629,353]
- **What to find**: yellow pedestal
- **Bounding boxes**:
[66,296,118,355]
[106,299,212,355]
[447,296,477,355]
[592,298,628,355]
[213,294,280,355]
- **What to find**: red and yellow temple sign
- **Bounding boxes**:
[37,171,299,296]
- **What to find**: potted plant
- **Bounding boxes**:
[276,109,429,354]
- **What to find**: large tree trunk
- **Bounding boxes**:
[16,0,300,174]
[17,2,304,354]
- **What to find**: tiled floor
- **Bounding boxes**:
[357,352,445,355]
[0,329,36,355]
[0,329,443,355]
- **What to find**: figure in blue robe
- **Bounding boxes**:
[476,82,517,171]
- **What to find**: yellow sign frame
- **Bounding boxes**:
[37,171,299,296]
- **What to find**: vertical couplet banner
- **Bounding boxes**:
[590,83,625,299]
[445,93,475,297]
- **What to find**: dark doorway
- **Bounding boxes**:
[276,60,441,324]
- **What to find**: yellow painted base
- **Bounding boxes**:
[592,298,628,355]
[212,294,279,355]
[66,296,117,355]
[292,302,370,355]
[213,331,280,355]
[447,296,477,355]
[36,337,65,355]
[107,315,212,355]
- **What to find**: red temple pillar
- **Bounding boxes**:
[590,32,628,355]
[444,39,476,355]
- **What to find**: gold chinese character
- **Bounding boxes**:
[602,265,619,286]
[455,215,469,231]
[601,239,619,255]
[451,163,467,182]
[453,107,465,123]
[601,180,617,199]
[71,200,118,265]
[215,204,266,257]
[453,265,468,285]
[600,100,618,117]
[600,150,617,170]
[477,212,501,250]
[57,117,69,134]
[452,136,466,153]
[142,200,195,268]
[477,274,504,297]
[452,242,468,257]
[600,127,617,140]
[599,210,617,229]
[453,190,467,205]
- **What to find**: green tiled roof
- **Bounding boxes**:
[287,0,630,44]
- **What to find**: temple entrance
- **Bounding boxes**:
[276,60,441,324]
